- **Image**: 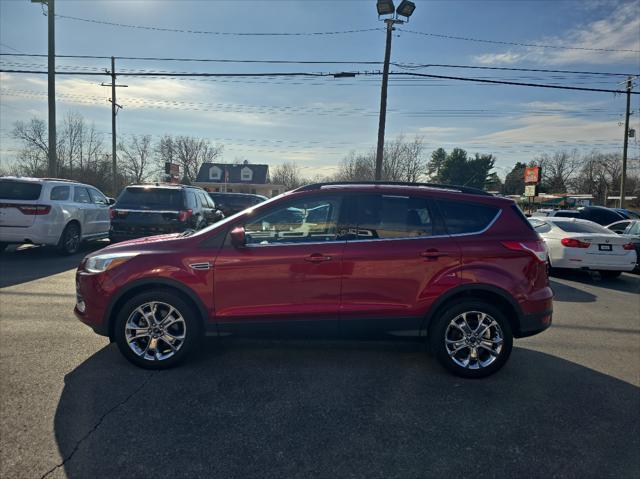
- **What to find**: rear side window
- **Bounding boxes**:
[0,180,42,200]
[50,186,70,201]
[116,188,185,210]
[353,194,433,239]
[554,221,610,234]
[74,187,91,204]
[437,200,499,235]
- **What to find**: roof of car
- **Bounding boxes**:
[1,176,80,184]
[126,183,204,191]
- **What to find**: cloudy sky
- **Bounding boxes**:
[1,0,639,178]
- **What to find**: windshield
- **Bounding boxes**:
[116,188,185,210]
[553,221,611,234]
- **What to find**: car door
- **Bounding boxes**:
[213,194,345,334]
[87,187,111,236]
[339,193,460,335]
[73,186,94,236]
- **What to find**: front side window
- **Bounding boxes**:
[74,187,91,204]
[50,186,70,201]
[352,194,433,239]
[88,188,108,205]
[244,196,341,245]
[437,200,500,235]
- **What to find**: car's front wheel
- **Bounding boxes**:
[114,291,202,369]
[429,301,513,378]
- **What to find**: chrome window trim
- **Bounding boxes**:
[245,239,347,248]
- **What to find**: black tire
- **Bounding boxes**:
[114,290,202,369]
[57,222,81,255]
[599,270,622,279]
[0,242,8,253]
[429,301,513,379]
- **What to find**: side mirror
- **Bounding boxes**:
[230,226,246,247]
[107,197,116,205]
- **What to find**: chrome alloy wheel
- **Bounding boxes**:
[444,311,504,369]
[125,301,186,361]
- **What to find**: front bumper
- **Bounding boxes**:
[74,270,111,336]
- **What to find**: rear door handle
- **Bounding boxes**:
[420,250,450,260]
[304,253,333,263]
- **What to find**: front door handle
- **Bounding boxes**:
[420,249,450,260]
[304,253,333,263]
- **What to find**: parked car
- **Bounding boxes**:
[576,206,625,225]
[109,184,223,243]
[620,220,640,272]
[612,208,640,220]
[529,217,637,278]
[75,181,553,378]
[606,219,634,235]
[0,177,112,254]
[207,192,267,216]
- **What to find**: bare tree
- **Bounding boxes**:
[156,135,223,183]
[119,134,153,183]
[270,162,306,190]
[531,150,580,193]
[334,135,427,182]
[12,118,49,175]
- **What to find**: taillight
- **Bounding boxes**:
[501,240,548,263]
[561,238,590,248]
[110,209,128,219]
[623,242,636,251]
[178,209,193,222]
[17,204,51,215]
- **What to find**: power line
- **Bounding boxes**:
[50,13,640,53]
[54,14,381,36]
[387,72,640,95]
[1,53,636,77]
[397,28,640,53]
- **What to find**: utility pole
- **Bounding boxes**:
[102,57,126,195]
[619,76,633,209]
[32,0,57,176]
[374,18,401,181]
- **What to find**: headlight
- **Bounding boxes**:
[85,252,139,273]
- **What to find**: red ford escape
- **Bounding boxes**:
[75,182,552,378]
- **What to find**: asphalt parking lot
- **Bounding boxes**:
[1,244,639,479]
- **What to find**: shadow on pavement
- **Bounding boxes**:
[49,339,639,479]
[549,279,597,303]
[0,241,108,288]
[550,269,640,294]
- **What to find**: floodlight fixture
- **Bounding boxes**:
[396,0,416,18]
[376,0,395,16]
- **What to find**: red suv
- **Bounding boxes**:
[75,182,552,378]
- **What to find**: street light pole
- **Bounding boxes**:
[619,76,633,209]
[374,18,401,181]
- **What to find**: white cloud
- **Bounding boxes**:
[472,2,640,65]
[417,126,472,137]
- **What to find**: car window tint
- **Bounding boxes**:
[554,221,610,234]
[74,187,91,204]
[185,191,196,209]
[50,186,70,201]
[245,196,341,244]
[116,188,184,210]
[352,194,433,239]
[554,211,580,218]
[437,200,499,235]
[88,188,108,205]
[0,180,42,200]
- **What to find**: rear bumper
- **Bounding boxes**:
[0,224,61,245]
[517,309,553,338]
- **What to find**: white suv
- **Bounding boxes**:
[0,177,113,254]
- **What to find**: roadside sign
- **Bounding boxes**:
[524,184,538,197]
[524,166,541,184]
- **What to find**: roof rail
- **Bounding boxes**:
[295,181,492,196]
[39,178,80,183]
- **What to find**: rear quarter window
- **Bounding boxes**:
[50,186,70,201]
[0,180,42,200]
[437,200,500,235]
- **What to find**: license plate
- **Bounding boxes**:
[598,244,612,251]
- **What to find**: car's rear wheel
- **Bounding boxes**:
[114,291,201,369]
[429,301,513,378]
[57,222,81,255]
[599,270,622,279]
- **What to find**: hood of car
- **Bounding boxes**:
[91,233,186,256]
